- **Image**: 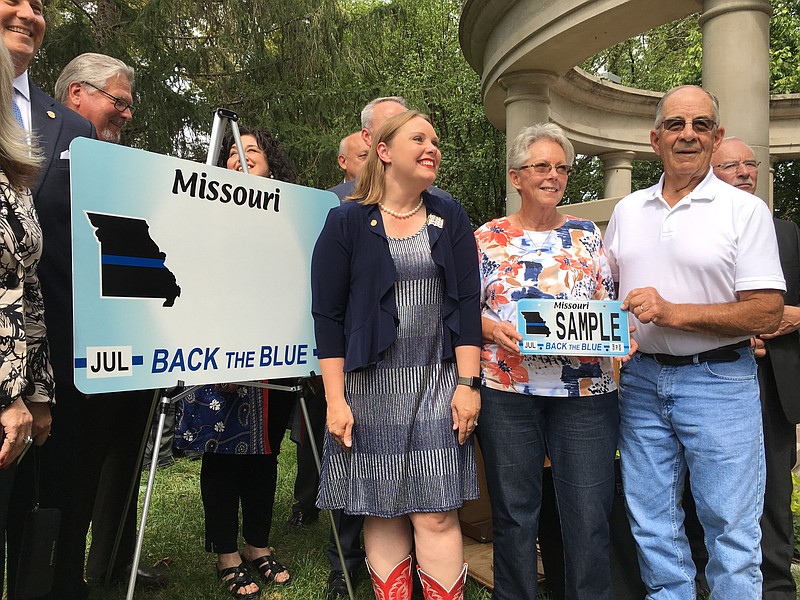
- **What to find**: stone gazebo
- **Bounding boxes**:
[459,0,800,225]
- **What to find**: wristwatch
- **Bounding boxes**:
[457,376,481,389]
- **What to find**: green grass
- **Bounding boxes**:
[90,438,800,600]
[86,436,502,600]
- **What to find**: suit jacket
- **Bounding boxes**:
[311,190,481,372]
[29,80,96,382]
[765,217,800,423]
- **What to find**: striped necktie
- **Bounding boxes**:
[11,97,23,127]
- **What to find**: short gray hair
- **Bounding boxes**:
[507,123,575,169]
[654,85,720,129]
[360,96,406,131]
[54,53,135,103]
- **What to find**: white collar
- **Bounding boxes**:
[13,71,30,102]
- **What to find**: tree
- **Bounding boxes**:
[580,0,800,221]
[32,0,507,225]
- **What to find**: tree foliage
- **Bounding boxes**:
[30,0,506,225]
[28,0,800,222]
[580,0,800,220]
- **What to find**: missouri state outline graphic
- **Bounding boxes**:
[86,212,181,307]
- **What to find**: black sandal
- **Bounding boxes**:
[248,551,291,586]
[217,562,259,599]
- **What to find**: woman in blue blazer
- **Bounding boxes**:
[312,110,481,600]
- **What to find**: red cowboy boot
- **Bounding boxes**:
[366,555,413,600]
[416,562,468,600]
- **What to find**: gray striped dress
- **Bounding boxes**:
[316,225,479,517]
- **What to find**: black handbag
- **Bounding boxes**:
[14,449,61,600]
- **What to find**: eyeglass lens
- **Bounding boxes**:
[661,118,716,133]
[519,162,572,175]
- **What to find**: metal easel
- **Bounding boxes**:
[121,108,355,600]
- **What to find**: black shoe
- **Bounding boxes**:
[287,509,318,528]
[90,564,168,589]
[129,564,169,589]
[326,569,355,599]
[142,456,175,472]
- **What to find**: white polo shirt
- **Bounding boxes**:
[605,168,785,355]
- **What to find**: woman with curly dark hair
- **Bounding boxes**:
[218,126,295,182]
[176,126,295,599]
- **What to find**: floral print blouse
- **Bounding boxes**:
[0,176,54,408]
[475,215,617,397]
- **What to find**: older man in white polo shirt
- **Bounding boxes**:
[605,85,785,599]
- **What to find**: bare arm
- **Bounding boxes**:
[451,345,481,445]
[623,288,783,337]
[319,357,352,450]
[481,316,522,355]
[759,304,800,340]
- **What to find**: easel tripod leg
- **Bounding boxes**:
[298,393,356,600]
[125,392,171,600]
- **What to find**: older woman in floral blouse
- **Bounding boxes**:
[474,123,619,600]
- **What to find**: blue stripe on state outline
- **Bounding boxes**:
[101,255,166,269]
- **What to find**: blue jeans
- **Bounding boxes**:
[618,350,764,600]
[477,387,619,600]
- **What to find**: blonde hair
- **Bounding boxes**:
[0,44,41,190]
[349,110,432,206]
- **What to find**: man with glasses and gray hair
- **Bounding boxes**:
[52,53,167,591]
[55,52,134,144]
[605,85,786,598]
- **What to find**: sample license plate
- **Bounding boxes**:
[516,299,630,356]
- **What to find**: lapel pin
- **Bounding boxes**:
[426,214,444,229]
[370,219,377,227]
[46,111,56,119]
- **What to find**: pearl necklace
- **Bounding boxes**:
[378,197,424,219]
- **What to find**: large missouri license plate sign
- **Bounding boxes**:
[516,299,630,357]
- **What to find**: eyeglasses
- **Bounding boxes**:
[714,160,760,172]
[659,117,716,134]
[515,162,573,176]
[82,81,136,115]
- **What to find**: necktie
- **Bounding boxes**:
[11,97,23,127]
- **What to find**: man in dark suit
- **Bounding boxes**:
[53,53,167,591]
[3,3,96,598]
[712,137,800,600]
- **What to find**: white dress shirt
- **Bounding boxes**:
[13,71,31,132]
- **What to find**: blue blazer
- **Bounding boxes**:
[311,191,481,372]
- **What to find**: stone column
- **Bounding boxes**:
[599,151,636,199]
[768,156,776,213]
[499,70,559,215]
[701,0,772,203]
